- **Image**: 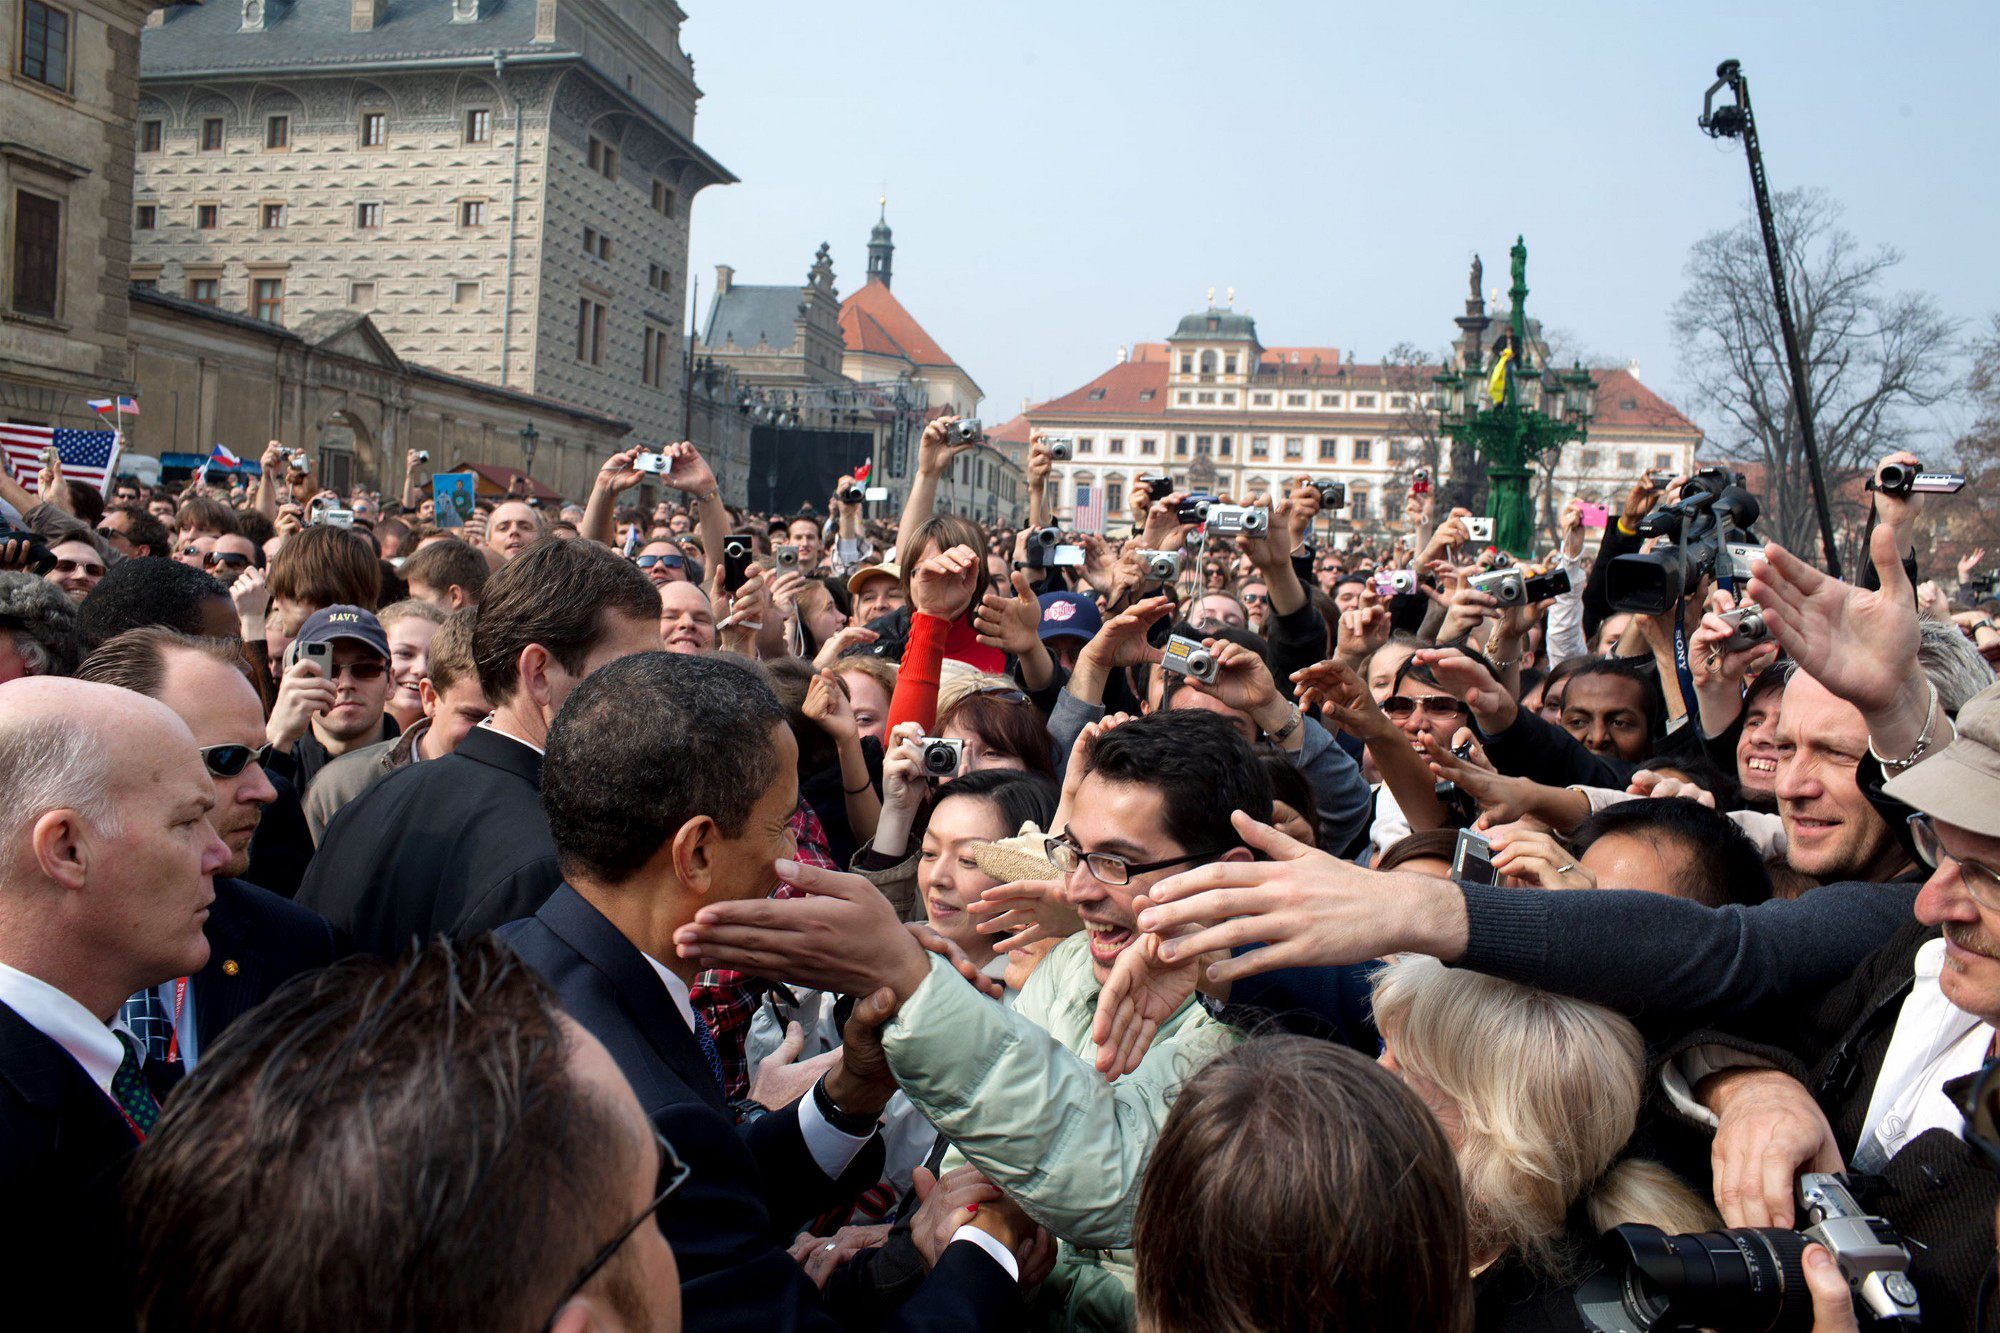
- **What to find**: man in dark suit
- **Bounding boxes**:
[300,537,661,956]
[76,628,340,1069]
[501,652,1031,1330]
[0,678,231,1330]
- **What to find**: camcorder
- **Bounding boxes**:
[632,451,671,475]
[1042,435,1074,461]
[1715,605,1769,653]
[1135,549,1182,583]
[1024,527,1084,570]
[722,539,752,592]
[1310,479,1347,509]
[1872,461,1965,497]
[772,544,800,572]
[1160,634,1219,685]
[1608,468,1762,616]
[1575,1173,1919,1332]
[1204,505,1268,536]
[916,736,963,777]
[946,419,983,445]
[0,527,55,575]
[1468,566,1571,607]
[836,481,864,505]
[308,496,355,528]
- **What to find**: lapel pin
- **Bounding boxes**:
[222,960,240,976]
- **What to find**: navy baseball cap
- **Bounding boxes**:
[294,604,390,660]
[1037,591,1102,644]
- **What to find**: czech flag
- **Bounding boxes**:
[209,443,241,469]
[88,396,139,416]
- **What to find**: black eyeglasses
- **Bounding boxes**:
[197,742,274,777]
[1380,694,1469,720]
[636,554,685,570]
[203,551,252,570]
[541,1129,689,1329]
[1044,828,1234,886]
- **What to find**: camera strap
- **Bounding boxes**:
[1672,617,1702,742]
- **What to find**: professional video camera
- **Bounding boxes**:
[1606,467,1761,615]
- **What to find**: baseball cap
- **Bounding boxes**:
[294,604,390,661]
[1883,681,2000,837]
[846,560,902,596]
[1037,591,1102,644]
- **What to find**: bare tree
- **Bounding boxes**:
[1941,313,2000,560]
[1671,188,1958,561]
[1382,341,1451,530]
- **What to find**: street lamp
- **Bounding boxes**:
[1432,236,1594,556]
[519,421,539,480]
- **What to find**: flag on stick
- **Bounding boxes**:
[0,424,119,496]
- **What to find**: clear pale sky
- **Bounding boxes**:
[681,1,1998,447]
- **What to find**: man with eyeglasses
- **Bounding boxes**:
[635,539,690,586]
[98,503,169,560]
[43,538,105,603]
[675,711,1264,1322]
[198,533,259,588]
[266,605,397,796]
[125,938,684,1333]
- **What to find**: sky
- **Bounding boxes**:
[681,1,1999,448]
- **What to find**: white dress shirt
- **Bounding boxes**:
[1854,938,1993,1170]
[0,960,128,1097]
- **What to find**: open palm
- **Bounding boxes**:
[1747,526,1915,715]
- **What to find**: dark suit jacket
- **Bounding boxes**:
[500,886,1022,1333]
[297,726,562,958]
[191,877,338,1053]
[243,770,314,899]
[0,999,176,1331]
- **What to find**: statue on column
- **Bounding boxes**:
[1468,254,1482,304]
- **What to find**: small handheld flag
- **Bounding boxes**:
[88,396,139,417]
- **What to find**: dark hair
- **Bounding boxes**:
[125,938,630,1333]
[236,509,276,552]
[76,627,245,698]
[543,652,787,883]
[1083,710,1272,857]
[471,537,658,704]
[401,537,491,604]
[935,768,1058,840]
[0,571,80,676]
[762,656,841,778]
[1135,1036,1474,1333]
[1256,748,1321,848]
[1561,656,1664,738]
[268,524,380,612]
[1743,656,1792,715]
[1532,654,1592,714]
[1570,800,1773,907]
[897,513,991,621]
[75,557,229,652]
[1145,619,1271,706]
[106,503,171,558]
[63,479,105,527]
[174,493,239,537]
[1376,827,1465,873]
[938,690,1058,780]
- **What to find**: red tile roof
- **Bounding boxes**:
[1032,359,1172,416]
[839,278,960,369]
[983,413,1032,445]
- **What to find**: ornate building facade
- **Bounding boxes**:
[128,0,732,490]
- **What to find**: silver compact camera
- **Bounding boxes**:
[414,449,430,464]
[286,448,309,472]
[632,451,671,474]
[1136,549,1182,583]
[773,544,800,572]
[1716,605,1769,653]
[312,505,355,528]
[1043,435,1074,461]
[946,419,983,445]
[916,736,963,777]
[1310,479,1347,509]
[1204,504,1268,536]
[1160,634,1218,685]
[1468,567,1525,604]
[1462,516,1496,543]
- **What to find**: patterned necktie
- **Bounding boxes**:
[110,1031,161,1137]
[118,985,179,1067]
[689,1012,726,1095]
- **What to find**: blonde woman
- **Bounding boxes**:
[1372,956,1718,1332]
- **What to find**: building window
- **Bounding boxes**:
[1320,393,1339,407]
[1286,393,1306,407]
[196,204,218,229]
[1077,437,1093,455]
[1353,438,1372,463]
[1617,451,1638,472]
[576,297,606,365]
[1106,481,1124,514]
[453,280,481,309]
[1284,437,1304,460]
[10,190,61,318]
[1138,389,1156,402]
[1582,449,1601,470]
[1252,392,1272,406]
[1108,437,1124,455]
[20,2,69,91]
[1317,437,1337,460]
[1350,489,1371,521]
[359,112,386,147]
[349,281,376,307]
[1196,391,1215,404]
[459,198,486,227]
[651,180,675,216]
[1179,354,1192,374]
[1249,437,1269,460]
[1389,394,1412,410]
[582,229,610,260]
[1174,435,1190,458]
[1199,350,1216,375]
[1195,435,1213,456]
[1355,394,1376,409]
[265,115,289,149]
[1224,354,1238,374]
[140,119,162,153]
[465,108,490,144]
[135,204,157,231]
[647,263,671,294]
[1140,438,1158,456]
[200,118,224,151]
[1221,392,1236,405]
[587,135,618,179]
[642,326,671,388]
[1175,390,1191,405]
[356,201,382,228]
[1217,435,1233,458]
[251,277,284,324]
[132,276,156,291]
[1655,452,1675,470]
[186,277,218,305]
[260,202,284,229]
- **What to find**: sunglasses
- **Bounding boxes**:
[180,545,205,558]
[636,554,685,570]
[1380,694,1470,719]
[197,742,275,777]
[322,660,388,681]
[52,558,105,577]
[972,684,1030,704]
[540,1130,689,1329]
[203,551,252,570]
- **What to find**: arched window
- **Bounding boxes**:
[1199,350,1216,375]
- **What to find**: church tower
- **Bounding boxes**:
[866,198,894,289]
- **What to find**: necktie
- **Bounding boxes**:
[110,1031,161,1137]
[690,1012,726,1095]
[118,985,179,1068]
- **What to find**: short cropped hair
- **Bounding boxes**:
[76,627,243,699]
[1083,710,1272,858]
[377,598,446,633]
[401,536,490,604]
[1569,798,1773,907]
[74,558,228,653]
[106,504,170,558]
[470,537,658,704]
[125,938,628,1333]
[424,607,479,698]
[542,652,786,884]
[1135,1036,1474,1333]
[268,524,381,612]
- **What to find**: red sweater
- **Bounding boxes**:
[886,612,1004,734]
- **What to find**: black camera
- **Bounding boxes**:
[1608,469,1761,615]
[1176,494,1217,525]
[946,419,983,445]
[836,481,864,505]
[0,527,56,575]
[1873,461,1966,496]
[1575,1173,1919,1333]
[1137,473,1173,497]
[1311,479,1347,509]
[1025,527,1083,571]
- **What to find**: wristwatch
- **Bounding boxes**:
[1267,704,1304,744]
[812,1076,880,1137]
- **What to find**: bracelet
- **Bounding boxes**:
[1267,705,1304,743]
[1867,679,1949,773]
[812,1075,880,1137]
[843,776,874,795]
[690,488,719,506]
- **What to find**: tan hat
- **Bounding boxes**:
[1883,680,2000,837]
[846,560,901,596]
[971,821,1062,885]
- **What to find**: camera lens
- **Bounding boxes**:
[1575,1224,1810,1333]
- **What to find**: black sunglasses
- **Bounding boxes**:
[203,551,252,569]
[197,742,275,777]
[541,1129,689,1328]
[1380,694,1469,719]
[636,553,686,570]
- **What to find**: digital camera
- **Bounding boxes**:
[1176,494,1217,525]
[1204,505,1269,536]
[946,419,983,445]
[1376,568,1418,597]
[1137,473,1174,497]
[772,544,800,572]
[632,451,670,474]
[286,448,310,472]
[1469,567,1571,607]
[1310,479,1347,509]
[1160,634,1218,685]
[1450,829,1495,885]
[1025,527,1084,570]
[1043,435,1074,461]
[1575,1174,1919,1332]
[916,736,963,777]
[1716,605,1769,653]
[1136,549,1182,582]
[1462,516,1496,543]
[836,481,864,505]
[414,450,430,464]
[1412,467,1432,496]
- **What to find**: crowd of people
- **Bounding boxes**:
[2,418,1999,1332]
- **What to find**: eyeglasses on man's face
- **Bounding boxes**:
[51,558,104,578]
[541,1129,688,1330]
[1380,694,1469,721]
[203,551,252,570]
[636,554,685,571]
[1908,813,2000,913]
[197,742,274,778]
[1044,827,1234,887]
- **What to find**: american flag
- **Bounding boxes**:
[0,424,121,497]
[1073,482,1105,535]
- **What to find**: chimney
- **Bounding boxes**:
[352,0,384,32]
[1115,345,1127,364]
[1625,358,1643,382]
[715,264,734,295]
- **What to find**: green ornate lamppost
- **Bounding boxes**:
[1432,236,1597,556]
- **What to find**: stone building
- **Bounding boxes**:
[0,0,158,428]
[128,0,732,490]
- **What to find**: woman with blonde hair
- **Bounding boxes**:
[1371,955,1718,1332]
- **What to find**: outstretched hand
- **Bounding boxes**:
[1091,914,1204,1082]
[1747,525,1917,718]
